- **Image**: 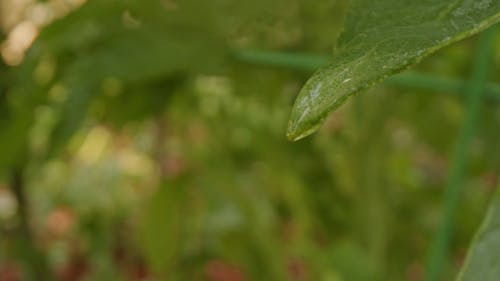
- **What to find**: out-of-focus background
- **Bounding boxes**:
[0,1,499,281]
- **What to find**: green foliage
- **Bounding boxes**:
[0,1,499,281]
[0,0,346,166]
[287,0,500,140]
[141,182,186,276]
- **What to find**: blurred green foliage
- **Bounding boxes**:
[0,1,498,281]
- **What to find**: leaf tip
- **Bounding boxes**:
[286,118,321,142]
[286,77,327,141]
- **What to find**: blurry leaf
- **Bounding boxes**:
[456,188,500,281]
[39,0,225,157]
[140,183,185,275]
[287,0,500,140]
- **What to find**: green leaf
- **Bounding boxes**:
[140,182,186,275]
[456,188,500,280]
[287,0,500,141]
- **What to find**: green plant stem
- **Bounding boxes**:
[389,72,500,102]
[230,50,500,102]
[424,26,496,281]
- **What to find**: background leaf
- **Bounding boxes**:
[456,186,500,280]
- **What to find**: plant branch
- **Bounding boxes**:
[10,167,52,281]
